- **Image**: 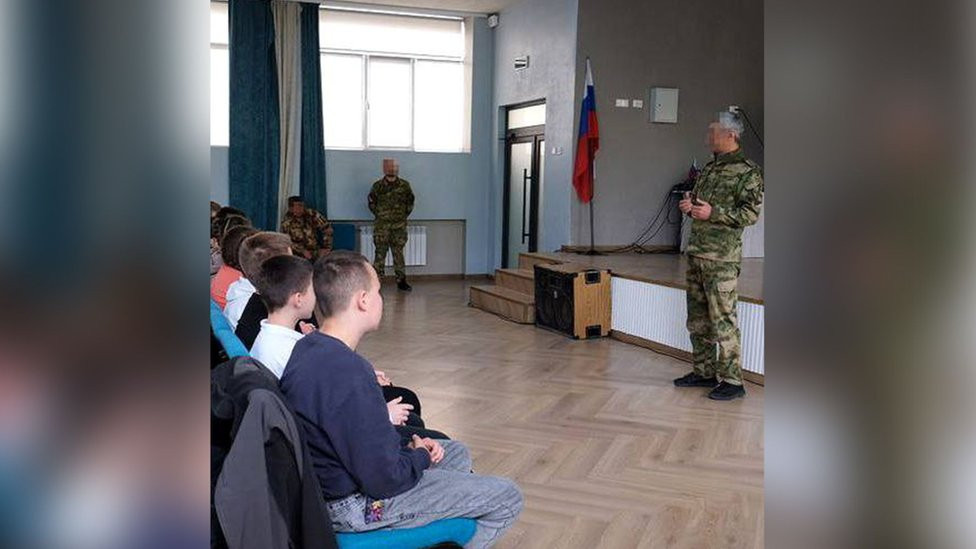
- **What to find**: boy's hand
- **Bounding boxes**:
[375,371,392,386]
[298,321,316,335]
[411,435,444,464]
[386,397,413,426]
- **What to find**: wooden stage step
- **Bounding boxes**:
[494,268,535,295]
[517,253,559,271]
[469,284,535,324]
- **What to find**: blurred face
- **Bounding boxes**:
[707,122,738,153]
[383,159,399,179]
[363,265,384,330]
[289,201,305,217]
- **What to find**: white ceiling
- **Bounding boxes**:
[329,0,518,15]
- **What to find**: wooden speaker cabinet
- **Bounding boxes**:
[533,263,611,339]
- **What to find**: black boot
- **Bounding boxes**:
[673,372,718,388]
[397,278,412,292]
[707,382,746,400]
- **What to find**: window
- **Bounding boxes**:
[208,4,471,152]
[210,2,229,147]
[319,8,471,152]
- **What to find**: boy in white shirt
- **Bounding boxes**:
[250,255,316,378]
[224,231,292,330]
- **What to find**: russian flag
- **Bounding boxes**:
[573,59,599,203]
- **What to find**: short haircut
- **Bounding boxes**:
[212,208,250,239]
[239,232,293,281]
[287,196,304,207]
[255,255,313,313]
[221,226,259,269]
[312,251,374,320]
[716,111,744,140]
[210,201,221,215]
[218,215,250,240]
[216,206,246,219]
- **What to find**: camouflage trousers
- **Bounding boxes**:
[686,256,743,385]
[373,226,407,281]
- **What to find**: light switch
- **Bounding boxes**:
[631,99,644,108]
[614,98,629,108]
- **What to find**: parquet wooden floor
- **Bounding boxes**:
[359,279,764,549]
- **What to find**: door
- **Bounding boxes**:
[503,102,545,269]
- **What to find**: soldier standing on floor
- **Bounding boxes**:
[281,196,333,260]
[368,158,415,292]
[674,112,764,400]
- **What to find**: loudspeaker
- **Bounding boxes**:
[534,263,611,339]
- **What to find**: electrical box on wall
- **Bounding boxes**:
[649,87,679,123]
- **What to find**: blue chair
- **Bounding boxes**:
[332,223,357,251]
[335,518,476,549]
[210,299,249,358]
[209,302,477,548]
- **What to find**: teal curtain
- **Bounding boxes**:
[229,0,280,230]
[299,2,327,216]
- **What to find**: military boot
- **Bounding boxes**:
[673,372,719,388]
[707,382,746,400]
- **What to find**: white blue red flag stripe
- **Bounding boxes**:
[573,58,599,203]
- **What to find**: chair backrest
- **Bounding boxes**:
[331,223,357,251]
[211,299,249,358]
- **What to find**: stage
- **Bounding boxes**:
[522,251,765,384]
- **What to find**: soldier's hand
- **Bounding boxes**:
[690,199,712,220]
[679,192,693,215]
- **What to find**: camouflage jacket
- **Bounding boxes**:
[280,208,333,257]
[368,177,415,230]
[686,148,764,263]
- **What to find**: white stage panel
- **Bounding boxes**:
[611,277,764,375]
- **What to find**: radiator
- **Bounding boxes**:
[611,277,764,375]
[359,225,427,267]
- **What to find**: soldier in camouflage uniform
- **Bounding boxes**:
[281,196,334,260]
[674,112,763,400]
[368,159,415,291]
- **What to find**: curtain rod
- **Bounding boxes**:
[211,0,488,19]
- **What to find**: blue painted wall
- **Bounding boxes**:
[211,19,496,274]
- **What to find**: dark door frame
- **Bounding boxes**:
[502,102,545,269]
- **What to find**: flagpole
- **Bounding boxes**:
[585,158,600,255]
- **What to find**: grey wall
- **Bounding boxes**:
[491,0,579,267]
[211,18,496,274]
[573,0,763,246]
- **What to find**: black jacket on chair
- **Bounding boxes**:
[211,357,337,549]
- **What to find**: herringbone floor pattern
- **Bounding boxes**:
[360,279,764,549]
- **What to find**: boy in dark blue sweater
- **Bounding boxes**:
[280,252,522,548]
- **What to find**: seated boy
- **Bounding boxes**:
[252,255,443,439]
[248,255,317,379]
[279,252,522,547]
[224,231,292,331]
[210,225,256,309]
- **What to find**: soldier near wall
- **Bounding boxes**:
[674,112,764,401]
[368,158,415,292]
[281,196,333,259]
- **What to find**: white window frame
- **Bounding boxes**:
[210,2,230,147]
[319,8,470,153]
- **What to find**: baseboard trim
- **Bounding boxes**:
[610,330,764,387]
[379,274,492,282]
[559,244,677,254]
